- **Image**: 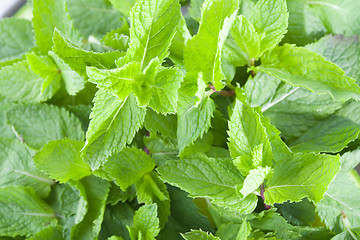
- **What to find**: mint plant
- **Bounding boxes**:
[0,0,360,239]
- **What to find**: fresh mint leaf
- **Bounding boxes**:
[265,153,340,204]
[0,139,53,198]
[33,139,91,183]
[0,60,57,103]
[0,186,57,237]
[52,30,123,79]
[158,154,258,213]
[249,0,288,54]
[66,0,125,38]
[128,204,160,240]
[121,0,182,69]
[27,225,63,240]
[184,0,238,90]
[7,103,84,149]
[230,15,260,64]
[216,221,251,240]
[240,166,273,198]
[109,0,137,17]
[100,147,155,191]
[177,96,215,152]
[32,0,79,53]
[275,198,316,226]
[144,110,177,139]
[0,18,35,62]
[256,44,360,101]
[101,24,130,52]
[182,230,220,240]
[228,99,273,173]
[70,176,110,240]
[83,91,146,170]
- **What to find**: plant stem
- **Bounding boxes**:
[260,184,271,210]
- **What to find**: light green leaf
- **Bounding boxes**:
[0,18,35,62]
[182,230,220,240]
[177,96,215,152]
[308,0,360,36]
[67,0,125,38]
[340,148,360,172]
[230,15,260,64]
[27,226,63,240]
[26,52,61,95]
[257,44,360,101]
[47,183,87,238]
[71,176,110,240]
[331,228,360,240]
[216,221,251,240]
[144,109,177,139]
[32,0,79,53]
[289,101,360,153]
[83,91,146,170]
[128,204,160,240]
[101,24,130,52]
[317,170,360,232]
[34,139,91,183]
[283,0,325,46]
[48,51,85,95]
[189,0,204,22]
[265,153,340,204]
[0,186,57,237]
[101,147,155,191]
[109,0,137,17]
[122,0,182,69]
[87,61,141,101]
[228,99,273,173]
[7,103,84,149]
[0,139,53,198]
[184,0,238,90]
[240,166,273,198]
[148,66,183,114]
[136,171,170,228]
[168,18,191,68]
[158,154,258,213]
[52,30,123,78]
[0,60,56,103]
[249,0,288,54]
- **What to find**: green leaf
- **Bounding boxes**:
[87,61,141,101]
[317,162,360,232]
[0,186,57,237]
[0,60,56,103]
[0,18,35,62]
[99,202,134,240]
[264,153,340,204]
[216,221,251,240]
[33,139,91,183]
[109,0,137,17]
[128,204,160,240]
[230,15,260,64]
[228,99,273,173]
[184,0,238,90]
[283,0,325,46]
[275,198,316,226]
[101,147,156,191]
[46,183,87,238]
[136,171,170,228]
[158,154,258,213]
[0,139,53,198]
[48,51,85,95]
[52,30,123,79]
[83,91,146,170]
[148,66,183,114]
[121,0,182,68]
[240,166,273,198]
[66,0,125,38]
[332,228,360,240]
[27,226,63,240]
[308,0,360,36]
[32,0,79,53]
[101,24,130,52]
[7,103,84,149]
[144,109,177,139]
[289,101,360,153]
[256,44,360,101]
[26,52,61,95]
[177,97,215,152]
[182,230,220,240]
[249,0,288,54]
[189,0,204,22]
[71,176,110,240]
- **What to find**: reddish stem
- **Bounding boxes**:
[260,184,271,210]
